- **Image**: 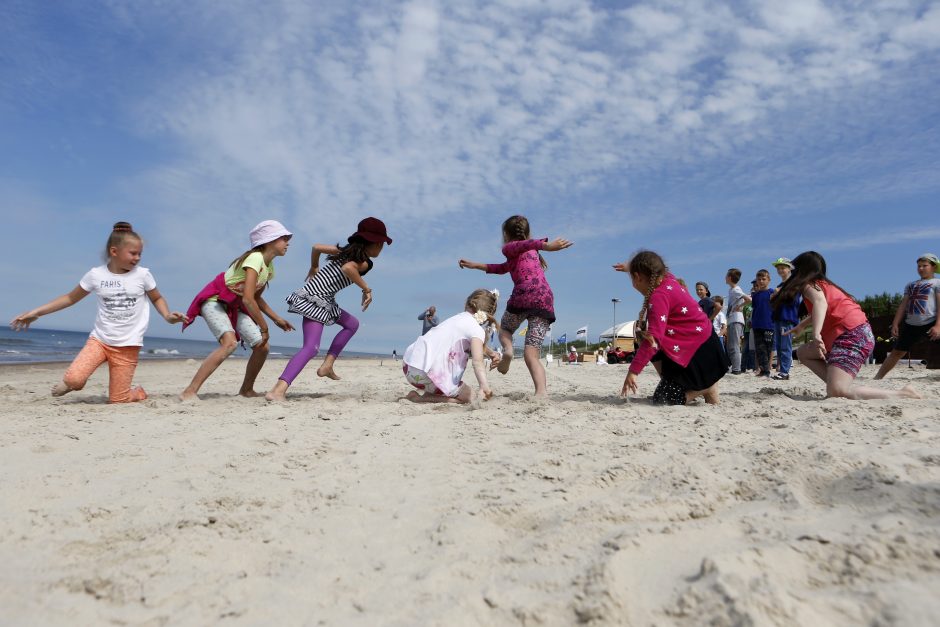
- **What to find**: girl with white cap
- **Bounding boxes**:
[180,220,295,400]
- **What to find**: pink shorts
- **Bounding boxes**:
[403,364,444,396]
[827,323,874,377]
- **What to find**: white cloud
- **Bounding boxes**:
[3,0,939,349]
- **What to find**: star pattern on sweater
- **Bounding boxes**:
[695,326,703,332]
[667,329,675,335]
[672,345,680,352]
[660,315,667,322]
[666,285,673,290]
[680,306,688,314]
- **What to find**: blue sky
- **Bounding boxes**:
[3,0,939,353]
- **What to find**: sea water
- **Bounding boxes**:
[0,327,380,364]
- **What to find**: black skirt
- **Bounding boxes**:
[658,331,730,391]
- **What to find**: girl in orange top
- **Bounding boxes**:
[774,251,919,400]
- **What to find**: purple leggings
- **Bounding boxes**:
[278,311,359,384]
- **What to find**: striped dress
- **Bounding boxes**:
[286,259,372,325]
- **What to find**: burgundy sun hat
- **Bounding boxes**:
[349,217,392,245]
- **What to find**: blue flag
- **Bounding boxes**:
[556,333,567,344]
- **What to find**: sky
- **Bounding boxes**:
[2,0,939,353]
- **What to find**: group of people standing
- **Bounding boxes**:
[684,253,935,402]
[10,216,931,406]
[693,258,804,381]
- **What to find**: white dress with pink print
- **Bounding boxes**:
[403,312,485,397]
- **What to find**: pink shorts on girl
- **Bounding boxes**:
[403,364,445,396]
[827,323,875,377]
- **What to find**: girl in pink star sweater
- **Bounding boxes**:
[616,250,730,405]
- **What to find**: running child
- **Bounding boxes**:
[402,289,498,404]
[616,251,730,405]
[874,253,940,380]
[180,220,295,400]
[458,215,572,397]
[10,222,187,402]
[266,217,392,401]
[776,251,920,399]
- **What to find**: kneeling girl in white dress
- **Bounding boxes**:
[403,289,499,404]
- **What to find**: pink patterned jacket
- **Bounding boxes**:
[629,273,712,375]
[485,239,555,322]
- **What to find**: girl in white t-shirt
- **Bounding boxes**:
[10,222,187,403]
[403,289,499,404]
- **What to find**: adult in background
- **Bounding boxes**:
[418,306,439,335]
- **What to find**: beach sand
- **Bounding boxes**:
[1,358,938,625]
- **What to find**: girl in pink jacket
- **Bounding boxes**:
[617,250,730,405]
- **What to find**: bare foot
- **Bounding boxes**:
[179,390,200,402]
[130,386,147,401]
[239,390,263,398]
[404,390,421,402]
[900,384,923,399]
[496,354,512,374]
[51,381,72,397]
[317,365,341,380]
[266,380,289,402]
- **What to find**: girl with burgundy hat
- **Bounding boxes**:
[266,217,391,401]
[180,220,295,400]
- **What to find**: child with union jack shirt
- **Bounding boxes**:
[875,253,940,379]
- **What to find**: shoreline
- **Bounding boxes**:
[0,356,395,379]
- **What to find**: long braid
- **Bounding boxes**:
[628,250,668,350]
[636,270,663,349]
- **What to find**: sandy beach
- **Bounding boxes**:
[1,358,938,625]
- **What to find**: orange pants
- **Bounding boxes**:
[63,338,147,403]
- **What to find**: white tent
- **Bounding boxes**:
[599,320,636,340]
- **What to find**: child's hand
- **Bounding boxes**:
[810,335,827,358]
[543,238,572,252]
[306,265,319,280]
[612,262,629,273]
[783,320,807,337]
[164,311,189,325]
[488,352,502,369]
[361,289,373,311]
[890,322,900,338]
[458,259,482,270]
[275,318,295,332]
[621,372,638,397]
[10,312,38,331]
[482,388,493,401]
[929,324,940,341]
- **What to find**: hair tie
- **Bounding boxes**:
[113,222,133,232]
[472,311,489,325]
